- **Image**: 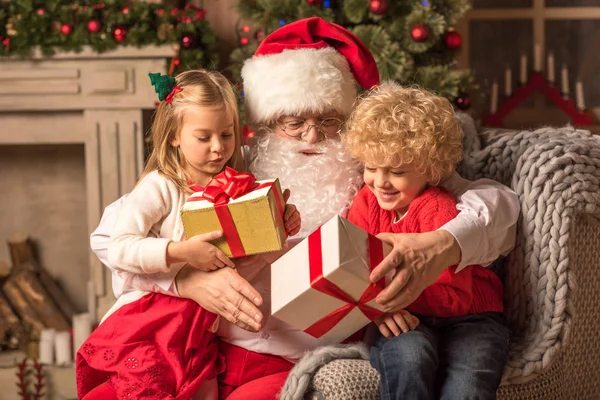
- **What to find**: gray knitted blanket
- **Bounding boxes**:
[279,117,600,398]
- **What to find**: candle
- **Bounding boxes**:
[55,330,72,365]
[576,80,585,110]
[87,280,97,324]
[561,65,569,95]
[39,329,55,365]
[547,52,555,83]
[73,313,92,356]
[491,81,498,114]
[505,67,512,96]
[520,54,527,84]
[534,44,542,72]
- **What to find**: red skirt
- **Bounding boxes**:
[76,293,224,400]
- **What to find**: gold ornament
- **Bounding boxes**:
[6,18,16,36]
[157,23,174,40]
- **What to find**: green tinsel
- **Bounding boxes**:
[0,0,218,74]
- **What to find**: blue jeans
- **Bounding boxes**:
[370,312,510,400]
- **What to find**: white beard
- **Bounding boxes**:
[248,128,363,238]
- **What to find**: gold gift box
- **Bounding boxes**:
[181,179,287,258]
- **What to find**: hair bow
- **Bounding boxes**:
[149,72,182,104]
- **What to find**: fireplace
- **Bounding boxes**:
[0,45,172,399]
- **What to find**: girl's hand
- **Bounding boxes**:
[167,231,235,271]
[375,310,419,339]
[282,189,301,236]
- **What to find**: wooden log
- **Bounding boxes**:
[38,268,76,321]
[0,261,10,282]
[0,291,22,350]
[7,233,35,270]
[13,267,70,331]
[2,280,45,340]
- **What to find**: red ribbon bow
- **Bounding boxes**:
[303,226,385,339]
[201,167,257,205]
[164,86,182,104]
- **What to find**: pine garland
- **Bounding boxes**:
[0,0,219,73]
[231,0,477,108]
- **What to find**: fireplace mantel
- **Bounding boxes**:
[0,45,173,322]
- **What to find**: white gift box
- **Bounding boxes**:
[271,215,392,343]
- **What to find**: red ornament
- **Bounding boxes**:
[1,37,9,50]
[306,0,322,5]
[410,23,430,42]
[369,0,388,15]
[255,30,265,41]
[240,37,249,45]
[87,20,102,33]
[36,8,45,16]
[155,9,165,16]
[444,31,462,50]
[455,93,471,110]
[195,10,205,20]
[242,25,251,33]
[122,7,129,14]
[170,8,180,17]
[113,27,127,43]
[181,33,196,49]
[60,24,72,36]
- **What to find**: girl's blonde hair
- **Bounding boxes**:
[343,81,463,185]
[141,69,245,193]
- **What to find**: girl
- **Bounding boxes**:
[343,82,508,400]
[76,70,301,400]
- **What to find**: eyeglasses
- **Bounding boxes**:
[277,117,344,140]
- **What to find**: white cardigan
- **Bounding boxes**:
[103,170,189,321]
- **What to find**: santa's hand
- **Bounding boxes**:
[175,265,263,332]
[371,230,461,312]
[282,189,301,236]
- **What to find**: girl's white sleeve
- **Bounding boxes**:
[90,194,180,297]
[107,173,174,275]
[440,172,520,271]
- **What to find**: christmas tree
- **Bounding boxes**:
[230,0,474,111]
[0,0,218,74]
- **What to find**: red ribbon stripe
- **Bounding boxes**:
[303,225,385,339]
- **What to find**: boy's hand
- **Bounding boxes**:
[375,310,419,339]
[168,231,235,271]
[282,189,301,236]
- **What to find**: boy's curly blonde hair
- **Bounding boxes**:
[342,81,463,185]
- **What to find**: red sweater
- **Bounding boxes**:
[348,186,504,318]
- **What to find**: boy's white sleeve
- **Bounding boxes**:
[440,172,520,271]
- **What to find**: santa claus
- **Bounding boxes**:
[90,17,519,400]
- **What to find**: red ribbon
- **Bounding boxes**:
[164,85,182,104]
[303,226,385,339]
[187,167,285,258]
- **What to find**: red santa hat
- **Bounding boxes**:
[241,17,380,125]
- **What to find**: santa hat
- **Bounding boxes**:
[241,17,380,125]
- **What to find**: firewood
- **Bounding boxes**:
[0,261,10,280]
[13,267,70,331]
[0,291,22,350]
[38,268,76,321]
[7,233,35,270]
[2,280,45,340]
